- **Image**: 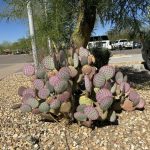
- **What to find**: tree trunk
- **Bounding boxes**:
[27,0,38,68]
[44,0,52,54]
[71,0,96,48]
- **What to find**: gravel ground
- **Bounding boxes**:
[0,64,150,150]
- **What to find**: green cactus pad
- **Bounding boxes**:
[38,88,50,99]
[25,97,39,109]
[80,56,88,66]
[79,96,94,105]
[115,71,124,84]
[93,73,106,88]
[74,112,87,121]
[54,80,68,94]
[33,79,44,90]
[42,55,55,70]
[84,75,92,93]
[111,83,117,94]
[39,102,50,113]
[99,96,113,111]
[36,65,46,79]
[20,104,32,113]
[123,75,128,82]
[58,67,70,80]
[76,104,86,113]
[109,111,117,122]
[99,65,115,80]
[50,99,61,109]
[45,81,54,93]
[73,53,79,68]
[84,106,99,120]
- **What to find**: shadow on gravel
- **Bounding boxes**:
[93,120,119,129]
[117,66,150,90]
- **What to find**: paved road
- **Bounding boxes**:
[0,54,32,65]
[0,54,33,79]
[109,54,143,64]
[0,53,144,80]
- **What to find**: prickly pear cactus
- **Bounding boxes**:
[33,79,44,90]
[99,65,115,80]
[42,55,56,70]
[74,112,87,121]
[16,46,145,128]
[84,106,99,120]
[23,64,35,76]
[20,104,32,113]
[25,97,39,109]
[39,102,50,113]
[50,99,61,109]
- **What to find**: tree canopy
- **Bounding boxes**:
[0,0,150,48]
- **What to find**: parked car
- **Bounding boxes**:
[87,35,112,50]
[112,39,133,50]
[141,39,150,70]
[133,41,142,49]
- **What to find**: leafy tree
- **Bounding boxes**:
[0,45,4,54]
[1,0,149,49]
[107,28,140,41]
[72,0,150,47]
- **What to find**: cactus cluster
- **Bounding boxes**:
[18,47,145,128]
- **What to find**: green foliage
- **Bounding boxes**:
[0,45,4,54]
[1,0,149,51]
[107,28,145,41]
[11,38,31,54]
[0,0,27,19]
[0,38,31,55]
[97,0,149,31]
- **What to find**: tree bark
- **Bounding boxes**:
[71,0,96,48]
[27,0,38,68]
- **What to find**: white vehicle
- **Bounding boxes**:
[112,39,133,50]
[87,35,112,50]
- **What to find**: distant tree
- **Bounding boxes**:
[0,41,11,48]
[0,45,4,54]
[107,28,140,41]
[10,38,31,53]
